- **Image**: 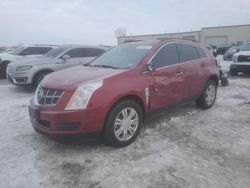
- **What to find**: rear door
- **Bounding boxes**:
[177,44,206,99]
[149,43,185,110]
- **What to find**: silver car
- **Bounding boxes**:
[7,45,107,87]
[0,45,57,78]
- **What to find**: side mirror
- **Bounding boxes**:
[147,62,155,72]
[62,55,70,62]
[236,49,240,53]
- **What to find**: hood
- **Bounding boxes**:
[9,57,58,67]
[225,50,236,55]
[0,53,19,61]
[41,65,127,91]
[234,51,250,56]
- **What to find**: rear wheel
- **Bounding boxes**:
[196,80,217,109]
[104,100,143,147]
[33,71,51,88]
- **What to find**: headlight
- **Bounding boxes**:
[65,80,103,110]
[16,65,32,71]
[232,56,237,63]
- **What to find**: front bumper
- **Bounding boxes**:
[28,102,105,136]
[7,66,33,85]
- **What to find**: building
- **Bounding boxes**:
[118,24,250,47]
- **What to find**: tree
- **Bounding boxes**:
[114,27,127,37]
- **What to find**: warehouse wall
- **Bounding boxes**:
[118,31,200,44]
[201,25,250,47]
[118,24,250,47]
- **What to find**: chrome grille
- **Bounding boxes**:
[37,87,63,105]
[238,55,250,62]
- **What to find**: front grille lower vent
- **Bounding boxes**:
[37,87,63,105]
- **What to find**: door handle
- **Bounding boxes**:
[201,62,205,67]
[176,71,183,76]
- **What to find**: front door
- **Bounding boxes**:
[148,43,185,111]
[58,48,85,70]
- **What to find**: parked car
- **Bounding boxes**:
[230,42,250,76]
[7,45,107,88]
[0,45,57,78]
[223,46,242,61]
[0,47,7,53]
[216,45,231,55]
[29,40,220,147]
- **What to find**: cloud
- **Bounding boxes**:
[0,0,249,46]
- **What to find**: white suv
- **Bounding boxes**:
[230,42,250,76]
[0,45,56,78]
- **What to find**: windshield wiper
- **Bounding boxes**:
[90,64,119,69]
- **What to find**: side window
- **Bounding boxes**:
[151,43,179,69]
[178,44,200,62]
[196,47,207,58]
[65,48,83,58]
[19,47,52,55]
[82,48,105,57]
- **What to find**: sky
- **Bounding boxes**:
[0,0,250,46]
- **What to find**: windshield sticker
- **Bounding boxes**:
[136,46,152,50]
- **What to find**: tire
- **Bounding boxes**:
[221,77,229,87]
[196,79,217,109]
[33,71,51,88]
[230,68,237,76]
[0,61,9,79]
[104,100,143,147]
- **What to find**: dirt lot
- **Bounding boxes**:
[0,75,250,188]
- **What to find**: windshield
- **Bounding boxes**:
[226,46,240,53]
[9,46,25,55]
[41,47,67,58]
[241,43,250,51]
[88,44,152,69]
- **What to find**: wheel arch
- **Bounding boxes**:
[208,74,219,86]
[32,68,54,84]
[102,94,146,133]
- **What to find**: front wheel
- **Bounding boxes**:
[104,100,143,147]
[230,68,237,76]
[33,71,51,88]
[196,80,217,109]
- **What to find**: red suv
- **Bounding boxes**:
[29,40,219,147]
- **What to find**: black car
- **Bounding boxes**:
[223,46,242,61]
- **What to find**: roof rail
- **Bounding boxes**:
[157,37,198,43]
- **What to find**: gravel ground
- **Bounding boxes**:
[0,74,250,188]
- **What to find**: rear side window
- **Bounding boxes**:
[19,47,52,56]
[82,48,105,57]
[151,43,179,69]
[178,44,200,62]
[196,47,207,58]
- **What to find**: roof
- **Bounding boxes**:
[120,38,201,47]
